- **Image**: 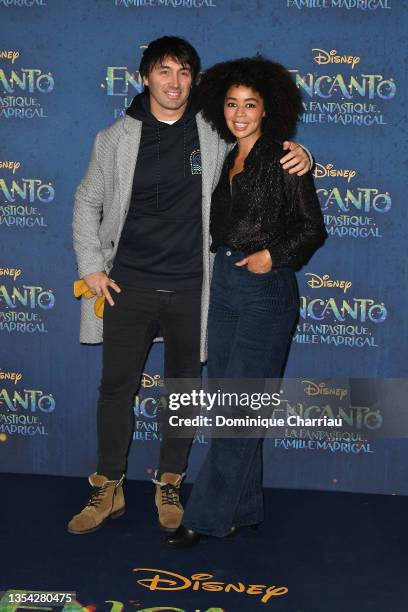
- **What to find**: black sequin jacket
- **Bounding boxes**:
[210,135,327,271]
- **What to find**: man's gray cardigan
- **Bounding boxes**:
[72,113,229,362]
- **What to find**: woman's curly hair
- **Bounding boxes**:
[195,56,302,143]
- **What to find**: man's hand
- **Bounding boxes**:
[280,141,310,176]
[83,271,121,306]
[235,249,273,274]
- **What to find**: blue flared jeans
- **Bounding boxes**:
[183,246,299,537]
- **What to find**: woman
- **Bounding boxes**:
[167,56,327,548]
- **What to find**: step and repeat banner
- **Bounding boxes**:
[1,0,407,495]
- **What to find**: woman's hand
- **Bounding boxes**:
[83,271,121,306]
[235,249,273,273]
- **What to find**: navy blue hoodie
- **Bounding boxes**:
[110,91,203,290]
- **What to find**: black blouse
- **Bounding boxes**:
[210,135,327,271]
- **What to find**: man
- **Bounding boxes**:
[69,36,311,535]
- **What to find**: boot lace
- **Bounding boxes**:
[160,483,182,508]
[86,484,108,509]
[85,475,123,510]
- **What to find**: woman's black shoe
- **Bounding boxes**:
[167,525,239,548]
[167,525,203,549]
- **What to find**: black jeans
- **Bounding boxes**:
[96,285,201,480]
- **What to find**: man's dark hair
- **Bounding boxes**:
[196,56,302,143]
[139,36,201,85]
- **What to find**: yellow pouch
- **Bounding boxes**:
[73,279,105,318]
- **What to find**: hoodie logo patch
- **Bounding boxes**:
[190,149,202,175]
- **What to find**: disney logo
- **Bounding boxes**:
[302,380,348,401]
[313,162,356,183]
[305,273,352,294]
[0,161,21,174]
[140,373,164,388]
[313,48,360,70]
[0,268,22,281]
[134,568,288,604]
[0,51,20,64]
[0,370,22,385]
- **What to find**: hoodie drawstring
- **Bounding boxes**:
[156,125,160,209]
[183,118,186,179]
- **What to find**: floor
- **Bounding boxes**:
[0,473,407,611]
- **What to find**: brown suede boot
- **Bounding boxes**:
[153,471,184,532]
[67,473,125,534]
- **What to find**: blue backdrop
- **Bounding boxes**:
[1,0,407,495]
